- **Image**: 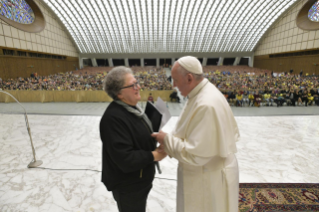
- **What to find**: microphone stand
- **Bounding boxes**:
[0,90,43,168]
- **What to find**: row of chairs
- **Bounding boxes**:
[230,99,318,107]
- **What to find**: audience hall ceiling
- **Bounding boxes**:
[43,0,298,54]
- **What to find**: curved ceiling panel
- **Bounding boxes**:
[43,0,297,54]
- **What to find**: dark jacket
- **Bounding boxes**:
[100,102,156,191]
[228,92,236,99]
[310,89,316,96]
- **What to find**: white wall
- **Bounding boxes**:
[0,0,78,57]
[255,0,319,56]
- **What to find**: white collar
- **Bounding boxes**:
[188,78,208,99]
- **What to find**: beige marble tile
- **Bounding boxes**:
[0,114,318,211]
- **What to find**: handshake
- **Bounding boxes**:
[151,131,168,162]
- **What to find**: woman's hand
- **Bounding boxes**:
[152,149,167,161]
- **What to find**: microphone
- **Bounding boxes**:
[0,90,43,168]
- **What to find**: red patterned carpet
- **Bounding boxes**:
[239,183,319,212]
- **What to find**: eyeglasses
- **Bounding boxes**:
[121,81,139,90]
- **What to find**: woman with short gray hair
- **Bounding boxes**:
[103,66,132,100]
[100,66,167,212]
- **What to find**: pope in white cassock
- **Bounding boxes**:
[152,56,240,212]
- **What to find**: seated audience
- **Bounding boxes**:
[148,93,154,103]
[314,93,319,106]
[170,89,180,103]
[227,90,236,106]
[235,91,243,107]
[263,92,271,106]
[269,90,277,106]
[248,92,255,106]
[301,89,309,106]
[254,91,262,107]
[307,93,314,106]
[2,65,318,110]
[276,93,285,107]
[242,90,249,106]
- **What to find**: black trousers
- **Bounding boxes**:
[275,99,284,106]
[112,184,152,212]
[301,97,308,106]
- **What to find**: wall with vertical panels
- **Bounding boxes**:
[254,0,319,74]
[254,55,319,75]
[255,0,319,56]
[0,56,78,79]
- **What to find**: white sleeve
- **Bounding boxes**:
[164,133,213,166]
[164,104,238,166]
[163,106,217,166]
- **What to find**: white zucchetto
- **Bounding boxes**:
[177,56,203,74]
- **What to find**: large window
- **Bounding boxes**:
[0,0,35,24]
[308,0,319,22]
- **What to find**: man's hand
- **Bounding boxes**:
[151,130,167,145]
[152,131,168,153]
[156,144,165,153]
[152,148,167,161]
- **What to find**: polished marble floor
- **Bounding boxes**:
[0,111,318,211]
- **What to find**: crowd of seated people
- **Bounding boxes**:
[0,71,105,91]
[1,65,318,107]
[132,67,172,90]
[202,66,319,107]
[0,66,172,91]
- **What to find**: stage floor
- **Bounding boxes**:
[0,113,318,211]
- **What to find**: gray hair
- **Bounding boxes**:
[174,61,203,81]
[103,66,133,99]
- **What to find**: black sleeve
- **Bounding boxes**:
[101,115,154,173]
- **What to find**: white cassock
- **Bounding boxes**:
[164,78,240,212]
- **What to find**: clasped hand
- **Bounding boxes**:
[152,130,167,152]
[151,131,167,161]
